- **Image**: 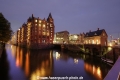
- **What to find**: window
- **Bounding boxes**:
[39,24,41,26]
[42,40,45,43]
[47,33,49,36]
[94,33,97,35]
[103,33,105,36]
[89,40,90,44]
[39,20,41,23]
[43,24,45,27]
[50,24,52,27]
[35,20,37,22]
[92,40,94,44]
[96,40,98,44]
[43,32,45,35]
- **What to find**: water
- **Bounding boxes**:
[0,44,111,80]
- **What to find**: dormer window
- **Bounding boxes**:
[94,33,97,35]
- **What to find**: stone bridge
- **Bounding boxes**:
[53,44,117,56]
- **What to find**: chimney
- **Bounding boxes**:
[89,30,91,32]
[97,28,99,31]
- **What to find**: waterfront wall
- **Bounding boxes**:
[104,56,120,80]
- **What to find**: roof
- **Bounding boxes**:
[56,30,69,34]
[84,29,106,37]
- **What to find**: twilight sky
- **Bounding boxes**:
[0,0,120,39]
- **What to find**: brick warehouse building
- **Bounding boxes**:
[17,13,55,49]
[84,28,108,46]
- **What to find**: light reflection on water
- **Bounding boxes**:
[4,44,112,80]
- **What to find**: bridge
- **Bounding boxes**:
[54,44,111,54]
[53,44,120,63]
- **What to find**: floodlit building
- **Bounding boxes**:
[17,13,55,49]
[69,33,85,44]
[11,32,17,45]
[54,31,69,44]
[84,28,108,46]
[69,34,80,44]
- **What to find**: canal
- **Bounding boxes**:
[0,44,112,80]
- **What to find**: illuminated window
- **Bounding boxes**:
[35,20,37,22]
[50,24,52,27]
[103,33,105,36]
[92,40,94,44]
[39,20,41,23]
[89,40,91,44]
[43,32,45,35]
[47,33,49,36]
[39,24,41,26]
[43,24,45,27]
[96,40,98,44]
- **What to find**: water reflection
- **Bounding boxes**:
[74,58,78,64]
[84,63,102,80]
[0,49,10,80]
[25,52,29,76]
[5,45,112,80]
[13,46,53,80]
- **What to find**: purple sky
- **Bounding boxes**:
[0,0,120,39]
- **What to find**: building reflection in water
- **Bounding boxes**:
[84,63,102,80]
[55,52,60,60]
[11,45,16,58]
[16,47,20,67]
[25,51,29,77]
[14,46,53,80]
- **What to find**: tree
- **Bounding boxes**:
[0,13,13,45]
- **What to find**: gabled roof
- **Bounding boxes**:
[84,29,107,37]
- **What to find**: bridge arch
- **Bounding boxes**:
[92,48,99,55]
[85,47,91,53]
